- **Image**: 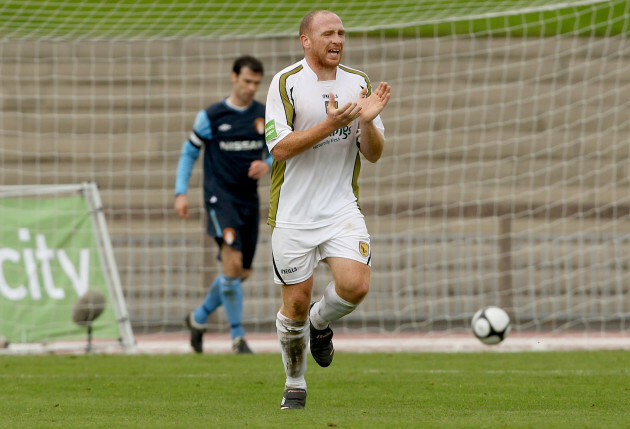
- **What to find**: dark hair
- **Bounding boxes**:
[233,55,264,76]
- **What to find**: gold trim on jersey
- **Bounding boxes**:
[339,65,371,211]
[268,65,302,227]
[279,65,303,129]
[352,151,361,211]
[339,65,372,96]
[268,158,286,227]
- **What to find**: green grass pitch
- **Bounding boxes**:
[2,351,628,428]
[0,0,627,38]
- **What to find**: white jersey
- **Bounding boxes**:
[265,59,385,229]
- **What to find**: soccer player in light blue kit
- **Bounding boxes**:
[174,56,271,354]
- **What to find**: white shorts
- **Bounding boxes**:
[271,213,371,285]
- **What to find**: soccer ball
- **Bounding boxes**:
[471,306,511,345]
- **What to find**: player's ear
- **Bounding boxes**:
[300,34,310,49]
[231,71,238,84]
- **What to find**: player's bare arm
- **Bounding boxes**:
[357,82,391,163]
[174,194,189,218]
[270,92,362,162]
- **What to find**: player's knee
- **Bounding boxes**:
[351,281,370,303]
[282,289,311,320]
[339,279,370,304]
[222,257,244,278]
[283,301,309,320]
[355,280,370,300]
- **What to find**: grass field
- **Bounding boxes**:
[0,0,627,39]
[2,351,629,428]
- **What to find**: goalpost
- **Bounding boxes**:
[0,183,136,354]
[1,0,629,341]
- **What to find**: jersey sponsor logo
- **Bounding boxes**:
[255,117,265,135]
[280,266,297,274]
[359,241,369,257]
[219,140,264,151]
[223,228,236,245]
[313,140,331,150]
[265,120,277,141]
[218,123,232,132]
[330,125,352,139]
[313,124,353,150]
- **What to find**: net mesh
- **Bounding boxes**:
[1,0,629,338]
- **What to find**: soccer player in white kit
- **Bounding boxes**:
[264,10,391,409]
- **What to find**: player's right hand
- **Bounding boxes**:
[174,194,189,218]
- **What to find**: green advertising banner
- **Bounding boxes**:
[0,195,120,342]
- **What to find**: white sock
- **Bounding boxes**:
[310,281,356,330]
[276,312,308,390]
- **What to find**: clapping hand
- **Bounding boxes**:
[356,82,391,122]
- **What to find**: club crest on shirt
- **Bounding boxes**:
[223,228,236,245]
[324,100,339,110]
[359,241,369,257]
[255,117,265,135]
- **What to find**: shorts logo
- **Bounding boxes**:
[280,267,297,274]
[255,117,265,135]
[223,228,236,245]
[359,241,369,257]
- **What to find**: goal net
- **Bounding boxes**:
[0,183,136,353]
[1,0,629,340]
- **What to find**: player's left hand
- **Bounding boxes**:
[248,160,271,179]
[356,82,391,122]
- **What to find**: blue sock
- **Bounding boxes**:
[219,275,245,340]
[193,276,223,325]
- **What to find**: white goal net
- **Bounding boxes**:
[1,0,629,339]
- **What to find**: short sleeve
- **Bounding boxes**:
[265,74,294,152]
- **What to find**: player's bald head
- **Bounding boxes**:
[299,10,340,37]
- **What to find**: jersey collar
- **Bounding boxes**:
[301,58,339,82]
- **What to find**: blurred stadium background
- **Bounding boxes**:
[1,0,629,350]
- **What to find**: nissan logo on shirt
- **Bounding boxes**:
[219,140,264,151]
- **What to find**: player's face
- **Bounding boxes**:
[303,12,345,70]
[231,67,262,106]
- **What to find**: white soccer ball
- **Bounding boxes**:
[471,306,511,345]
